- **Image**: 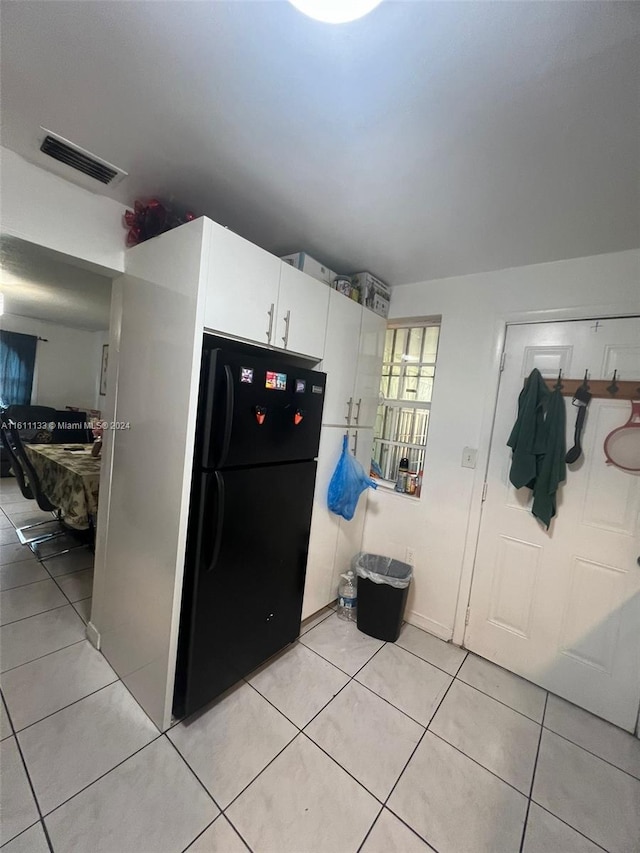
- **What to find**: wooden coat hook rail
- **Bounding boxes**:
[543,370,640,401]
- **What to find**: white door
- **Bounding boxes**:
[353,310,386,429]
[466,317,640,731]
[320,291,362,426]
[204,221,280,345]
[275,263,329,360]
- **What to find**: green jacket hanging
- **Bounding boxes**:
[507,368,566,528]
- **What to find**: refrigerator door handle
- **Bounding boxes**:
[203,471,225,574]
[218,364,235,468]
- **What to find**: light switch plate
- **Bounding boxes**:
[461,447,477,469]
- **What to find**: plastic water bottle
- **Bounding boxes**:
[337,571,357,622]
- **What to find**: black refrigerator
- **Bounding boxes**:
[173,336,326,718]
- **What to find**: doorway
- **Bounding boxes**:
[465,317,640,731]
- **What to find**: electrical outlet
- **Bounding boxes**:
[461,447,477,469]
[405,547,415,566]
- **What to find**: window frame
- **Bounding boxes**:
[373,321,440,492]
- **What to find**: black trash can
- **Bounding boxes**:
[354,552,413,642]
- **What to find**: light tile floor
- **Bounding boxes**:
[1,478,639,852]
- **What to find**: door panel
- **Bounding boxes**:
[320,291,362,426]
[276,263,329,360]
[205,221,280,345]
[200,348,325,469]
[353,310,386,429]
[177,461,317,717]
[466,317,640,731]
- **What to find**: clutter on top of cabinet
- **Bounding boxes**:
[351,271,391,318]
[123,198,196,246]
[281,252,335,285]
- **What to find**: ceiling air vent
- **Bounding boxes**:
[39,129,127,186]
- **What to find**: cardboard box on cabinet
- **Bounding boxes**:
[281,252,335,285]
[351,272,391,318]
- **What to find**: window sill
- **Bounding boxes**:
[373,479,422,501]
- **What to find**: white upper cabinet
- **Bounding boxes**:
[205,221,280,346]
[275,263,329,360]
[321,290,363,426]
[353,309,386,429]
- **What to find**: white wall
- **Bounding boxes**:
[1,313,106,411]
[362,249,640,641]
[0,147,124,275]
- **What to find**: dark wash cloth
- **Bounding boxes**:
[507,368,566,528]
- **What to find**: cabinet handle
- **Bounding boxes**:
[353,398,362,424]
[345,396,353,424]
[282,309,291,348]
[266,303,274,344]
[351,430,358,455]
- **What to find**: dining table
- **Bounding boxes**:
[24,443,101,530]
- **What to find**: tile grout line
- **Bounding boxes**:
[354,804,385,853]
[427,728,530,799]
[518,691,549,853]
[8,676,120,737]
[540,725,640,782]
[377,673,462,853]
[163,732,224,815]
[1,637,87,676]
[35,731,166,820]
[386,674,457,802]
[2,699,55,852]
[454,674,545,724]
[0,600,74,629]
[528,800,611,853]
[47,565,94,609]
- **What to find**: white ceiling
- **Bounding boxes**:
[1,1,638,285]
[0,237,112,331]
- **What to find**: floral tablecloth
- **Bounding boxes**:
[24,444,101,530]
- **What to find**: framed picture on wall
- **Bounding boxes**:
[100,344,109,396]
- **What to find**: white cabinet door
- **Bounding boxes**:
[302,426,344,620]
[353,309,386,428]
[321,291,362,426]
[275,263,329,360]
[204,222,280,345]
[331,428,374,601]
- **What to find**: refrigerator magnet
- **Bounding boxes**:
[240,367,254,384]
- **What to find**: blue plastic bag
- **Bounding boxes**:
[328,435,377,521]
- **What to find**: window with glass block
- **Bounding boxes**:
[373,324,440,487]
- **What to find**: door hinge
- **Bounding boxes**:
[499,351,506,372]
[481,482,488,502]
[465,606,471,626]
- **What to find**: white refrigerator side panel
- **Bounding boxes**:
[92,218,209,730]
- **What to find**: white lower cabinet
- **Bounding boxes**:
[302,426,374,620]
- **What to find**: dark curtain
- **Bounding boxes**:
[0,330,38,408]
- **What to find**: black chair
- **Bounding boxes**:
[0,413,62,544]
[4,404,58,443]
[6,418,87,560]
